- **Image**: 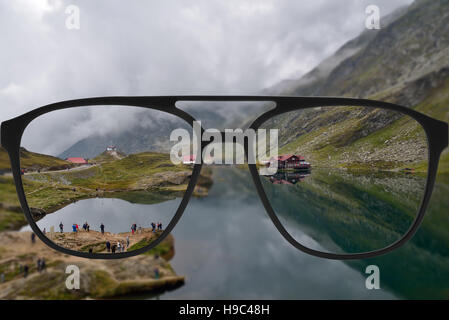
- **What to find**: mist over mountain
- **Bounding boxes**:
[59,110,190,159]
[261,0,449,172]
[60,0,449,167]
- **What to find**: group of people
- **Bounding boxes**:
[130,222,163,234]
[36,258,46,273]
[8,257,46,281]
[105,236,130,253]
[82,222,90,232]
[67,222,103,233]
[42,220,163,254]
[151,222,163,232]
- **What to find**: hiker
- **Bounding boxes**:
[151,222,156,232]
[59,222,64,233]
[31,233,36,244]
[72,224,77,232]
[41,258,46,272]
[126,236,130,248]
[87,223,90,232]
[82,223,87,231]
[23,265,29,278]
[111,245,116,253]
[100,223,105,234]
[121,241,125,252]
[131,224,135,235]
[117,241,121,253]
[76,224,79,232]
[106,241,111,252]
[89,248,93,254]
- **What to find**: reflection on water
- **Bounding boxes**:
[268,171,311,185]
[163,167,395,299]
[20,167,449,299]
[165,167,449,299]
[261,168,425,254]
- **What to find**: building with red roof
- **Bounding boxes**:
[66,157,88,164]
[182,155,196,165]
[269,154,310,170]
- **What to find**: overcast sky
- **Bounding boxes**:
[0,0,414,120]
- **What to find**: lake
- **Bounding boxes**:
[25,166,449,299]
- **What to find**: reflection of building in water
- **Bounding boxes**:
[269,171,310,185]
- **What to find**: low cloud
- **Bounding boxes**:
[1,0,413,153]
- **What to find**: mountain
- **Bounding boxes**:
[58,103,265,160]
[0,147,72,172]
[58,112,190,159]
[263,0,449,173]
[263,4,410,96]
[271,0,449,102]
[59,0,449,170]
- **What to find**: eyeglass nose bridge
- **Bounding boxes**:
[199,131,252,166]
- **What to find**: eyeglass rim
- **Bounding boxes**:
[1,96,447,260]
[247,98,447,259]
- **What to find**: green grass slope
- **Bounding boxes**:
[0,147,72,171]
[22,151,193,214]
[274,78,449,173]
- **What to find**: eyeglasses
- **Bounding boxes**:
[1,96,447,260]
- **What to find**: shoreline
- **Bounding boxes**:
[0,231,184,299]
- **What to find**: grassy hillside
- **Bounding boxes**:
[22,152,193,213]
[0,147,72,172]
[92,149,126,163]
[0,149,212,230]
[271,75,449,173]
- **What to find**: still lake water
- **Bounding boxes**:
[27,166,449,299]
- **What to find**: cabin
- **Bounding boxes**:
[106,146,117,152]
[66,157,88,164]
[269,154,311,170]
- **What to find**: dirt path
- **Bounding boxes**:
[25,164,98,176]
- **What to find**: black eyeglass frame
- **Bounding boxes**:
[1,96,447,260]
